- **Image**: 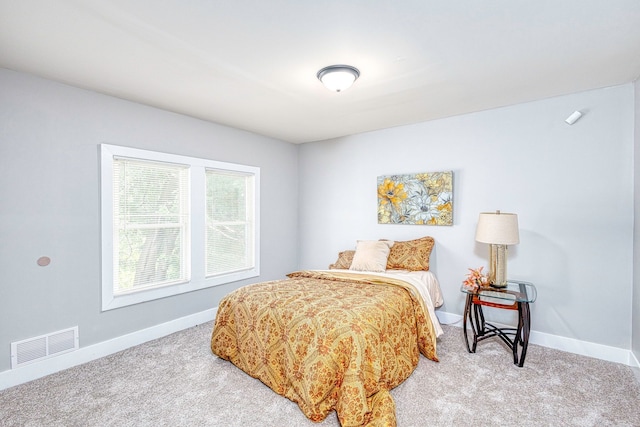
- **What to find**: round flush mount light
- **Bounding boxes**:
[317,65,360,92]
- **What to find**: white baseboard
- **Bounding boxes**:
[435,311,465,327]
[435,311,638,368]
[0,308,217,391]
[529,328,638,367]
[1,308,636,391]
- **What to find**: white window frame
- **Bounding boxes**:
[100,144,260,311]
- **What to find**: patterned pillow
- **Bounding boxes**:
[328,250,355,269]
[384,236,435,271]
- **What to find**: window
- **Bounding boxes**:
[114,158,190,293]
[205,169,255,276]
[101,144,259,311]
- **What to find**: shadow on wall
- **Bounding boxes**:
[462,229,569,330]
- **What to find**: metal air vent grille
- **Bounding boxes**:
[11,326,79,369]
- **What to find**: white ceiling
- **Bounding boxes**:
[1,1,640,144]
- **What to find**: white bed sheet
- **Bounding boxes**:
[324,269,444,338]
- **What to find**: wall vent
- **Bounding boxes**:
[11,326,79,369]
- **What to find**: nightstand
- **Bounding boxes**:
[461,281,537,367]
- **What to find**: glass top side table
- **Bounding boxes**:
[461,280,536,367]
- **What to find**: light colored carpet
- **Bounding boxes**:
[1,322,639,427]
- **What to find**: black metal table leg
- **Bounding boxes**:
[463,293,473,353]
[516,302,531,367]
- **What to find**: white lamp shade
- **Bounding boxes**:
[475,212,520,245]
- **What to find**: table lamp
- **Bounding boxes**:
[475,210,519,288]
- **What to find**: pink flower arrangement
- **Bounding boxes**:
[463,266,488,290]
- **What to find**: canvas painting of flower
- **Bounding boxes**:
[377,171,453,225]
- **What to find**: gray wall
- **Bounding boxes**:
[298,84,635,350]
[634,78,640,362]
[0,69,299,373]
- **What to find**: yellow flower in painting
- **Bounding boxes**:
[421,172,452,197]
[378,203,391,223]
[437,201,452,212]
[377,178,407,209]
[438,210,452,225]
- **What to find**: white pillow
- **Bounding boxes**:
[349,240,394,272]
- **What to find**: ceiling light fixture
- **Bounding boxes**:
[317,65,360,92]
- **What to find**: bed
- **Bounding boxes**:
[210,237,443,426]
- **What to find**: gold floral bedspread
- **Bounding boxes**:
[210,270,438,427]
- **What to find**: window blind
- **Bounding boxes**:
[113,157,190,294]
[205,169,254,276]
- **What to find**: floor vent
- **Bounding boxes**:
[11,326,79,369]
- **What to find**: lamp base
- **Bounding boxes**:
[488,244,508,288]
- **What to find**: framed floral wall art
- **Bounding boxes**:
[377,171,453,225]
